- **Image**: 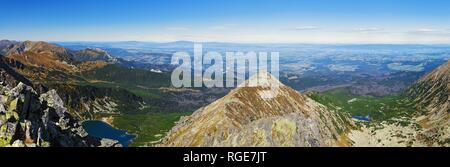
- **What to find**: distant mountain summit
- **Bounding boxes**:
[2,41,76,72]
[5,41,70,56]
[407,60,449,145]
[0,40,18,51]
[74,48,118,63]
[0,40,120,73]
[160,73,352,147]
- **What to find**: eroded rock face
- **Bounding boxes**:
[0,68,120,147]
[160,73,353,147]
[407,60,449,146]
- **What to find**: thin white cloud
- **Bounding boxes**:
[352,27,384,33]
[209,26,228,30]
[165,27,189,31]
[208,24,238,30]
[224,23,238,26]
[407,28,450,36]
[178,34,229,42]
[413,28,439,33]
[290,26,319,31]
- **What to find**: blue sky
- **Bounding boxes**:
[1,0,450,43]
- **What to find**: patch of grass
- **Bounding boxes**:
[77,81,163,99]
[81,64,171,88]
[309,88,417,123]
[113,112,191,147]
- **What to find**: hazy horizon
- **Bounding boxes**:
[1,0,450,44]
[3,39,450,46]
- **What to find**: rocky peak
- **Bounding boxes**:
[6,41,69,57]
[160,72,352,147]
[2,41,76,72]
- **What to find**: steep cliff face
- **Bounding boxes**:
[160,73,353,147]
[407,60,449,146]
[0,62,121,147]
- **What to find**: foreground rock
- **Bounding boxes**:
[0,67,120,147]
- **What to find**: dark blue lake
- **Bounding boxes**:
[352,116,370,122]
[82,120,136,147]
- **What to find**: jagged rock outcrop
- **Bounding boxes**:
[160,73,353,147]
[0,64,121,147]
[407,60,449,146]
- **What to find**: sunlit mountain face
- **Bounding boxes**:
[0,0,449,148]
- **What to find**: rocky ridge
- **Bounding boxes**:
[407,60,449,146]
[0,63,121,147]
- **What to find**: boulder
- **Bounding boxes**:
[11,140,25,147]
[0,104,6,114]
[99,138,122,147]
[5,111,19,122]
[8,98,19,112]
[0,115,5,126]
[8,82,25,98]
[40,89,67,117]
[0,95,7,104]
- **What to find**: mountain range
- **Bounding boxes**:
[0,39,448,147]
